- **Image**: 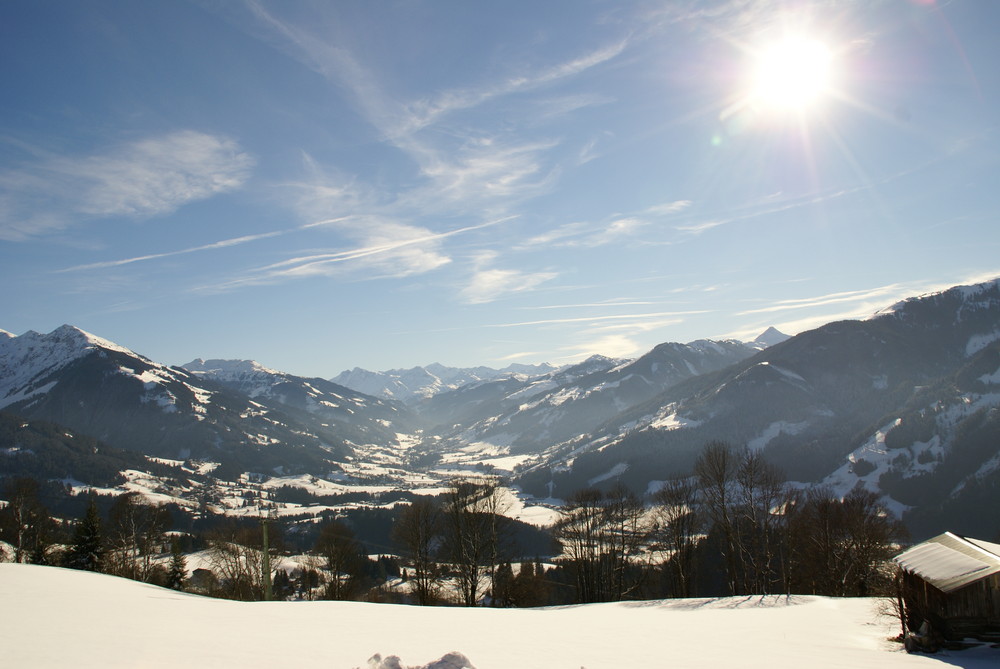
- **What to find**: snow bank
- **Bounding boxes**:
[2,564,997,668]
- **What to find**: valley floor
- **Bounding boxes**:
[2,563,997,669]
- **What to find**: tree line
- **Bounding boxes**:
[555,441,906,602]
[0,440,906,605]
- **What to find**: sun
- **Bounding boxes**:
[750,36,834,112]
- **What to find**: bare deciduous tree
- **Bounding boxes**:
[650,478,702,598]
[443,479,511,606]
[694,441,741,595]
[207,523,273,601]
[734,449,787,595]
[392,497,442,605]
[314,519,365,601]
[105,492,171,582]
[555,486,652,603]
[555,488,605,603]
[785,486,905,596]
[0,478,53,564]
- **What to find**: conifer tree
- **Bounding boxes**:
[167,540,187,590]
[67,498,104,572]
[491,561,515,607]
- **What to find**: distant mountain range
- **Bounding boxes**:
[3,278,1000,539]
[331,362,557,402]
[423,339,767,456]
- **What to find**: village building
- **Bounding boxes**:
[893,532,1000,642]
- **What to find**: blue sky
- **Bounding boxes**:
[2,0,999,377]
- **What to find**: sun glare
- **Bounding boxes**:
[751,36,834,112]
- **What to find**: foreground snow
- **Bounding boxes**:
[2,564,997,668]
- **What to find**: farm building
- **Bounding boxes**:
[894,532,1000,642]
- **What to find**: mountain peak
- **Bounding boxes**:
[182,358,283,378]
[0,325,139,410]
[754,327,791,347]
[2,324,135,360]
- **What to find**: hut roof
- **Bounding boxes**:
[893,532,1000,594]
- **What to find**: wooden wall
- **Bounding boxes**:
[901,571,1000,640]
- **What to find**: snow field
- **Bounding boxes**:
[3,563,998,668]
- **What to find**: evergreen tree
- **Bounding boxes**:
[511,559,551,607]
[67,498,104,572]
[272,569,294,600]
[166,540,187,590]
[491,561,515,607]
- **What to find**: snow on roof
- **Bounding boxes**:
[893,531,1000,593]
[967,536,1000,557]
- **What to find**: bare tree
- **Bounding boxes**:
[555,486,651,603]
[392,497,442,605]
[603,484,650,600]
[785,486,905,596]
[314,519,365,600]
[650,478,702,598]
[207,524,273,601]
[555,488,605,603]
[105,492,171,582]
[734,449,787,595]
[442,479,510,606]
[694,441,741,594]
[0,478,53,564]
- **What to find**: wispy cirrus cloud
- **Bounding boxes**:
[0,131,254,241]
[484,301,711,361]
[523,200,692,249]
[399,40,628,135]
[201,217,514,293]
[412,137,559,210]
[727,274,1000,342]
[459,251,557,304]
[675,219,727,234]
[59,229,289,272]
[242,2,626,212]
[486,310,705,329]
[460,268,558,304]
[212,3,631,299]
[737,284,904,316]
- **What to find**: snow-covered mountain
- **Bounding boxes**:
[4,281,1000,539]
[413,354,625,429]
[0,325,137,410]
[0,326,407,479]
[182,358,415,430]
[430,338,763,456]
[513,279,1000,538]
[332,361,556,402]
[754,326,791,348]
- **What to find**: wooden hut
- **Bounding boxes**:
[894,532,1000,641]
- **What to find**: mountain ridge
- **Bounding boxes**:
[509,279,1000,539]
[3,279,1000,538]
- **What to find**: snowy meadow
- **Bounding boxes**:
[3,563,998,669]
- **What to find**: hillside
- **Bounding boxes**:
[6,563,997,669]
[0,326,418,481]
[511,280,1000,539]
